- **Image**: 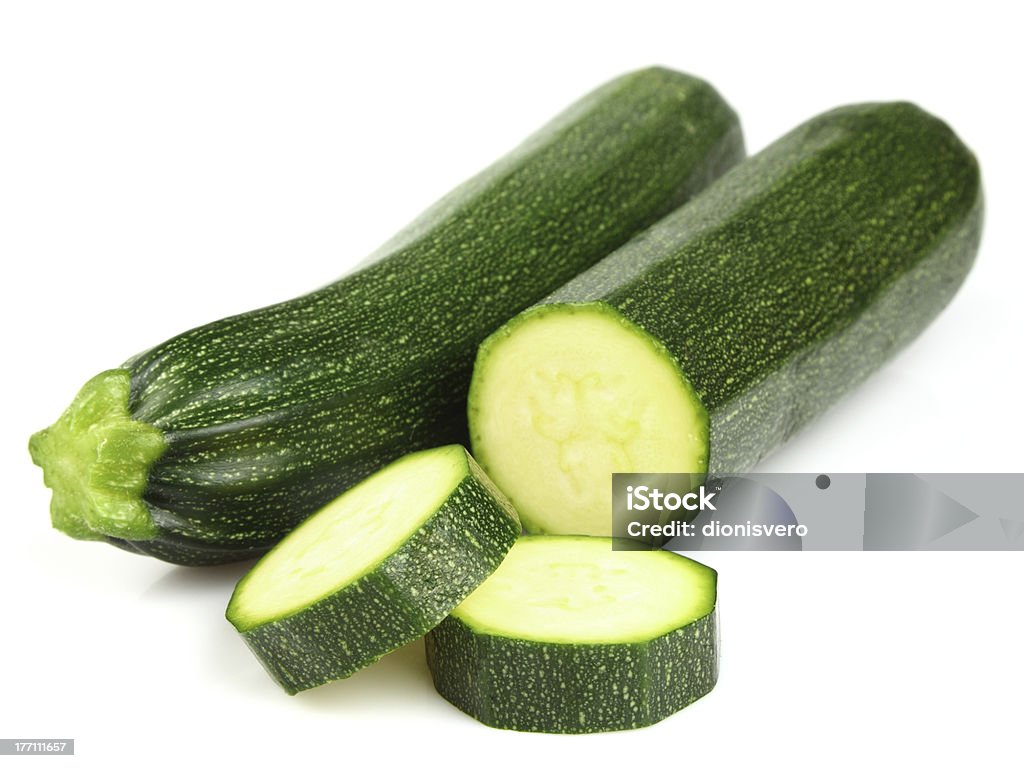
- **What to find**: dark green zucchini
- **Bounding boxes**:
[227,445,519,694]
[28,67,744,564]
[469,102,983,535]
[425,536,718,733]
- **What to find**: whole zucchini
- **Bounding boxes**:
[469,102,983,536]
[28,67,744,564]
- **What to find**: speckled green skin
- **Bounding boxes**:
[426,608,717,733]
[227,450,520,694]
[481,102,982,477]
[31,67,743,565]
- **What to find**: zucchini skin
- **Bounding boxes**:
[526,102,983,474]
[229,448,521,694]
[426,609,718,733]
[30,67,744,565]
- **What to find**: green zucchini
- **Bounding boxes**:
[469,102,983,536]
[226,444,519,694]
[28,67,744,565]
[425,536,718,733]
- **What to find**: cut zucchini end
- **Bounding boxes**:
[469,303,708,536]
[28,369,165,542]
[226,444,472,633]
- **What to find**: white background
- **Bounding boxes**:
[2,1,1021,765]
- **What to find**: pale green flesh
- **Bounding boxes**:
[453,536,716,644]
[470,305,706,536]
[229,445,467,629]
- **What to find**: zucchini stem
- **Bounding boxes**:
[29,369,166,541]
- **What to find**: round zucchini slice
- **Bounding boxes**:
[426,535,718,733]
[226,444,520,694]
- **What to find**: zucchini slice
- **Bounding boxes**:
[226,445,520,694]
[469,102,982,535]
[425,536,718,733]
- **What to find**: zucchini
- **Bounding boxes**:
[469,102,983,536]
[28,67,744,565]
[226,444,519,694]
[425,536,718,733]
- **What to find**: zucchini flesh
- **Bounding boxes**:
[470,306,703,535]
[226,444,520,694]
[426,536,717,733]
[470,102,983,536]
[28,67,744,564]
